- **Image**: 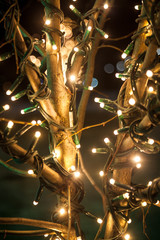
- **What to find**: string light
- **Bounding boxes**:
[33,201,38,206]
[70,165,76,171]
[45,19,51,25]
[113,129,118,135]
[7,121,14,129]
[103,2,109,9]
[121,52,127,59]
[141,201,147,207]
[109,178,115,185]
[129,97,136,106]
[136,163,141,169]
[117,110,122,116]
[59,208,66,215]
[44,234,49,237]
[148,138,154,145]
[97,218,103,224]
[148,86,154,93]
[70,75,76,82]
[31,120,37,125]
[147,181,152,186]
[146,70,153,77]
[6,90,12,95]
[134,5,141,10]
[99,170,104,177]
[104,137,110,144]
[28,169,34,175]
[124,233,130,240]
[133,155,141,163]
[74,171,80,178]
[127,219,132,224]
[2,104,10,111]
[123,192,130,199]
[74,47,79,52]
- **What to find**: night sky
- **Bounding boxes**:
[0,0,160,240]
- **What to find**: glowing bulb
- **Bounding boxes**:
[115,73,119,78]
[129,97,135,106]
[127,219,132,224]
[156,200,159,205]
[123,193,130,199]
[77,237,82,240]
[3,104,10,111]
[44,234,49,237]
[141,201,147,207]
[117,110,122,116]
[133,155,141,163]
[97,218,103,224]
[70,75,76,81]
[148,138,154,145]
[94,97,100,102]
[37,120,42,125]
[100,103,104,108]
[129,90,133,95]
[30,55,37,64]
[121,77,126,81]
[7,121,14,129]
[70,165,76,171]
[31,120,37,125]
[11,96,16,101]
[76,144,81,149]
[42,39,45,44]
[99,171,104,177]
[147,181,152,186]
[104,3,109,9]
[87,26,92,31]
[74,171,80,178]
[104,137,110,144]
[74,47,79,52]
[109,178,115,185]
[136,163,141,169]
[33,201,38,206]
[121,52,127,59]
[28,169,34,175]
[148,86,154,92]
[6,90,12,95]
[146,70,153,77]
[124,233,130,240]
[104,34,109,39]
[35,131,41,138]
[92,148,96,153]
[113,129,118,135]
[45,19,51,25]
[88,86,93,91]
[21,110,25,114]
[59,208,66,215]
[52,45,57,50]
[134,5,139,10]
[69,5,74,10]
[54,149,61,159]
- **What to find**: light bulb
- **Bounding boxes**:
[21,109,25,114]
[70,75,76,82]
[141,201,147,207]
[59,208,66,215]
[7,121,14,129]
[123,192,130,199]
[136,163,141,169]
[74,171,80,178]
[92,148,96,153]
[127,219,132,224]
[28,169,34,175]
[37,120,42,125]
[100,103,105,108]
[6,90,12,96]
[109,178,115,185]
[44,234,49,237]
[104,137,110,143]
[76,144,81,149]
[3,104,10,111]
[121,52,127,59]
[115,73,119,78]
[124,233,130,240]
[117,109,122,116]
[94,97,100,102]
[87,26,92,31]
[104,34,109,39]
[133,155,141,163]
[148,138,154,145]
[121,77,126,81]
[99,171,104,177]
[97,218,103,224]
[45,19,51,25]
[146,70,153,77]
[70,165,76,171]
[129,97,135,106]
[156,200,160,205]
[35,131,41,138]
[113,129,118,135]
[88,86,93,91]
[134,5,139,10]
[74,47,79,52]
[11,96,16,101]
[33,201,38,206]
[104,3,109,9]
[52,44,57,50]
[31,120,37,125]
[147,181,152,186]
[69,5,74,10]
[148,86,154,92]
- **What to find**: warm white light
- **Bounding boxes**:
[133,155,141,163]
[42,39,45,44]
[35,131,41,138]
[88,86,93,91]
[109,178,115,185]
[74,171,80,178]
[148,138,154,145]
[134,5,139,10]
[104,3,109,9]
[92,148,96,153]
[129,98,135,106]
[28,169,34,175]
[104,34,109,39]
[74,47,79,52]
[59,208,66,215]
[7,121,14,129]
[87,26,92,31]
[37,120,42,125]
[104,137,110,144]
[70,165,76,171]
[123,192,130,199]
[31,120,37,125]
[6,90,12,95]
[129,90,133,95]
[97,218,103,224]
[76,144,81,149]
[45,19,51,25]
[117,110,122,116]
[53,149,61,159]
[147,181,152,186]
[155,200,160,205]
[77,237,82,240]
[148,86,154,93]
[69,4,74,10]
[121,52,127,59]
[115,73,119,78]
[121,77,126,81]
[99,171,104,177]
[21,109,25,114]
[44,234,49,237]
[136,163,141,169]
[100,103,105,108]
[52,44,57,50]
[3,104,10,111]
[11,96,16,101]
[127,219,132,224]
[113,129,118,135]
[124,233,130,240]
[33,201,38,206]
[30,55,37,64]
[70,75,76,81]
[141,201,147,207]
[94,97,100,102]
[146,70,153,77]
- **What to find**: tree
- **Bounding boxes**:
[0,0,160,239]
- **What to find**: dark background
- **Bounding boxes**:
[0,0,160,239]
